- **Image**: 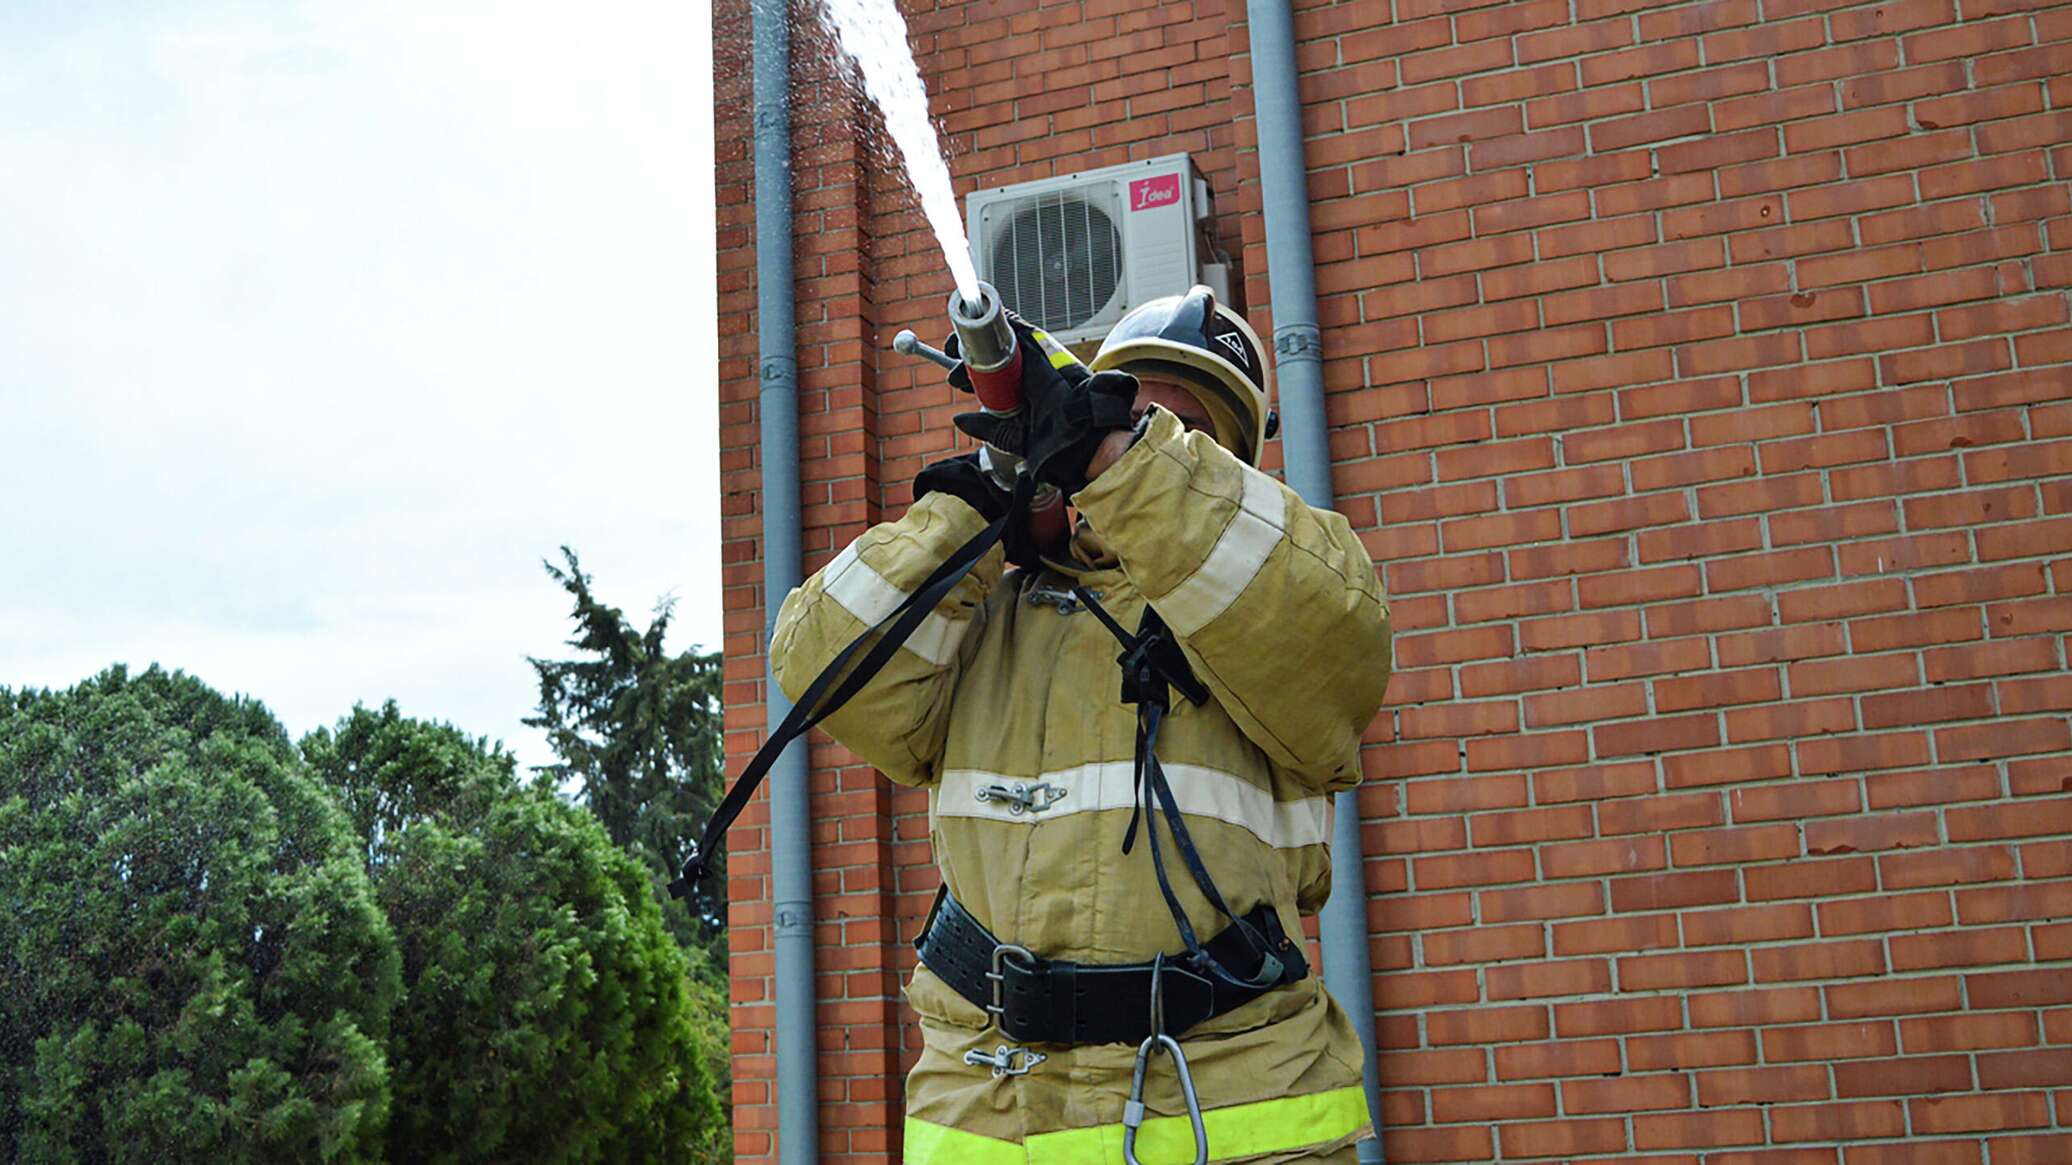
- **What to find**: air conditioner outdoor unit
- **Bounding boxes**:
[965,153,1230,346]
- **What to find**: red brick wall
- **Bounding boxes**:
[715,0,2072,1161]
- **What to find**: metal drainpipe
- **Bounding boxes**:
[751,0,819,1160]
[1244,0,1385,1160]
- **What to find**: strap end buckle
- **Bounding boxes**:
[669,845,707,901]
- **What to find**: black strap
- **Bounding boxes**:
[915,888,1305,1046]
[677,383,1120,901]
[670,474,1032,900]
[1073,587,1286,992]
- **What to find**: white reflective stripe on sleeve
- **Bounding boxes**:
[1154,468,1287,637]
[933,761,1332,850]
[819,541,966,667]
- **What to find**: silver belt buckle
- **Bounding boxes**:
[983,942,1036,1030]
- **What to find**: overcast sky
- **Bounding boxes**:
[1,1,721,770]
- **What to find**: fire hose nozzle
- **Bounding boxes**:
[874,287,1070,559]
[944,282,1067,557]
[949,281,1023,414]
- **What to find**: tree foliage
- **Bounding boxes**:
[1,670,729,1164]
[0,667,398,1164]
[526,548,727,976]
[303,705,728,1165]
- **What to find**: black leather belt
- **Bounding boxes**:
[914,889,1308,1046]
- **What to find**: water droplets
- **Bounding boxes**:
[818,0,980,304]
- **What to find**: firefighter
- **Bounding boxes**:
[770,286,1393,1163]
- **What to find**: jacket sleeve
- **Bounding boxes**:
[768,491,1004,787]
[1072,407,1392,793]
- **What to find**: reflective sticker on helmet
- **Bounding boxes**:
[1213,329,1250,365]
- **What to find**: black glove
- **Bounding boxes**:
[949,316,1137,494]
[913,452,1009,522]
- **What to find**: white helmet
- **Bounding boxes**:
[1090,285,1274,465]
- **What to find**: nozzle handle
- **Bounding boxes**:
[892,329,960,372]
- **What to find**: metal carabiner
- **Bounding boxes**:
[1123,955,1207,1165]
[1123,1035,1207,1165]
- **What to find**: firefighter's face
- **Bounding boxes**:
[1131,379,1217,439]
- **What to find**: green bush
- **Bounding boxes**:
[0,667,399,1163]
[303,705,726,1164]
[2,673,728,1164]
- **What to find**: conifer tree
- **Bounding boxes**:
[526,548,728,978]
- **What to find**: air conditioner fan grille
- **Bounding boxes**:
[986,189,1122,335]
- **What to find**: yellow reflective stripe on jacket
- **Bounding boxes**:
[904,1085,1369,1164]
[904,1116,1020,1164]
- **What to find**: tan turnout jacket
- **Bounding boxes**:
[772,407,1394,1163]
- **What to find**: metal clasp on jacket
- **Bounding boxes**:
[963,1044,1046,1077]
[1025,576,1095,614]
[976,781,1066,815]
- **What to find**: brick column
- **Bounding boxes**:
[714,2,903,1157]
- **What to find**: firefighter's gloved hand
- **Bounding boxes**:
[952,316,1136,494]
[955,367,1137,494]
[939,308,1059,397]
[913,452,1009,522]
